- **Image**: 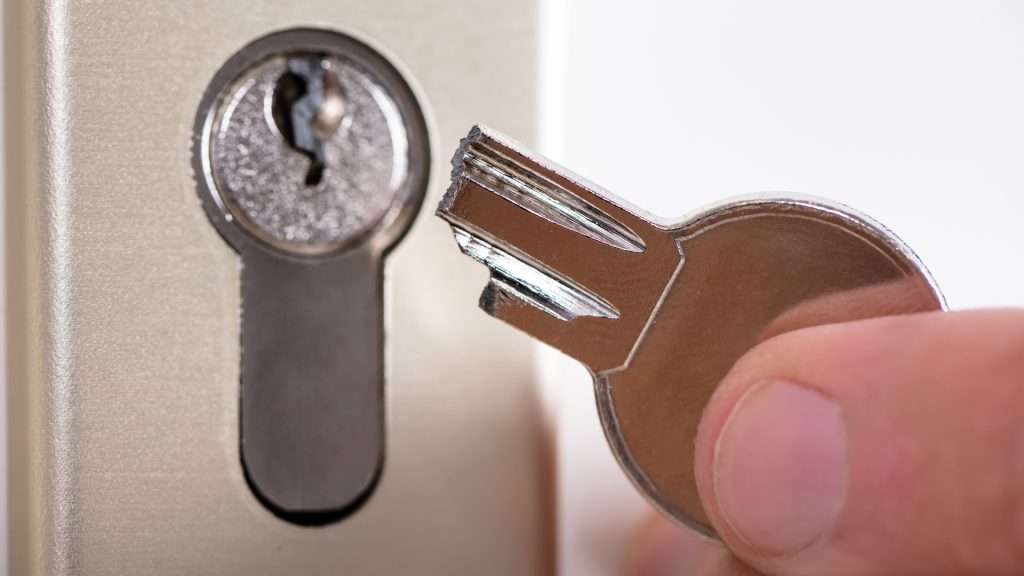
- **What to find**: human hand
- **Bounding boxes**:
[624,309,1024,575]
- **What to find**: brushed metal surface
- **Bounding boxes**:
[6,1,550,574]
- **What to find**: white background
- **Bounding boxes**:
[4,1,1024,574]
[540,1,1024,574]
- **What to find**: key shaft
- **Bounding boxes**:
[439,127,683,373]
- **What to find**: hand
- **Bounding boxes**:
[623,309,1024,575]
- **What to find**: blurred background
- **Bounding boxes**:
[5,1,1024,574]
[539,1,1024,574]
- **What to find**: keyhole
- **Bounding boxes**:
[272,56,345,187]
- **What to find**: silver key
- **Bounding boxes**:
[437,126,944,535]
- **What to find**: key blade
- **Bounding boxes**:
[451,226,619,321]
[459,140,647,253]
[437,126,683,373]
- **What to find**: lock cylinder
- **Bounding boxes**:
[192,28,430,524]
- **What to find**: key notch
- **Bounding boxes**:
[453,226,620,321]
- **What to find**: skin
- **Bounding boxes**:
[622,309,1024,575]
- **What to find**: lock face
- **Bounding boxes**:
[193,28,430,522]
[7,2,549,574]
[198,29,426,257]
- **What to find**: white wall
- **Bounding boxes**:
[540,1,1024,574]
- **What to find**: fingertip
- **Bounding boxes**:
[696,310,1024,574]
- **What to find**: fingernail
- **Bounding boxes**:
[713,380,848,555]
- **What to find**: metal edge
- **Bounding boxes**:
[676,194,945,309]
[6,1,80,573]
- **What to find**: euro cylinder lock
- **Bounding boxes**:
[193,28,430,523]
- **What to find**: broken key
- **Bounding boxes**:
[436,126,945,536]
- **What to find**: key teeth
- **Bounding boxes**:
[437,125,486,216]
[440,126,646,253]
[452,227,619,321]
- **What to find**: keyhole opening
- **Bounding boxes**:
[271,57,344,187]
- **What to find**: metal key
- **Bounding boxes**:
[437,126,944,535]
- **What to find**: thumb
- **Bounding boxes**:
[694,309,1024,576]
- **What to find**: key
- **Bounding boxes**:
[437,126,944,535]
